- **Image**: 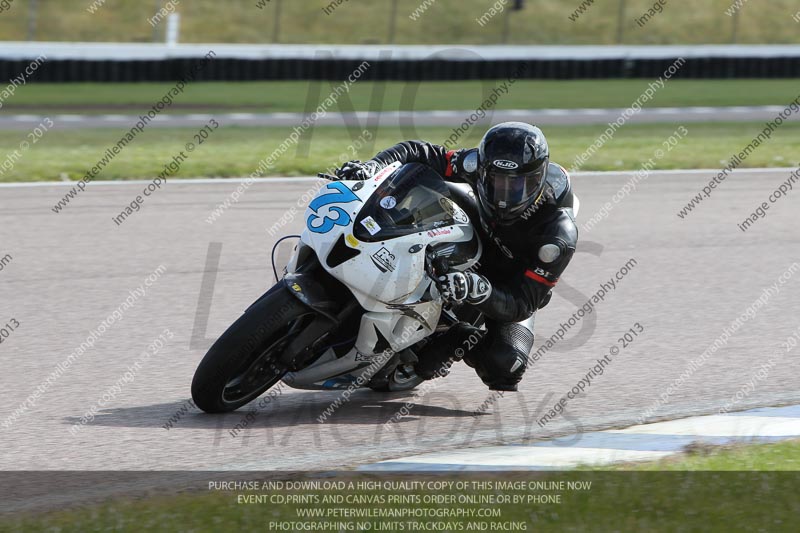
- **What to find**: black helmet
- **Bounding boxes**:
[477,122,549,224]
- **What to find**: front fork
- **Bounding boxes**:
[279,271,359,371]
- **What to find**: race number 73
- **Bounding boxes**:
[307,182,360,234]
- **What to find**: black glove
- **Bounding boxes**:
[436,272,492,305]
[335,160,371,181]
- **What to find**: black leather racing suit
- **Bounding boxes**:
[365,141,579,390]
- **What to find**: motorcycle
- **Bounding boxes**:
[191,162,484,413]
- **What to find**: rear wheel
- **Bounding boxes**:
[191,286,317,413]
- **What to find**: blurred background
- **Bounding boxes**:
[0,0,798,182]
[2,0,800,44]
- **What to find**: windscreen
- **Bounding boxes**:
[353,163,455,242]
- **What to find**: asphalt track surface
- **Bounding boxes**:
[1,169,799,482]
[0,106,797,130]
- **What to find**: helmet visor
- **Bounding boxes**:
[480,167,546,215]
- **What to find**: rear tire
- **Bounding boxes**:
[191,285,314,413]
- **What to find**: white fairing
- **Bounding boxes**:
[283,162,480,390]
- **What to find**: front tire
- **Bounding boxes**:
[191,286,315,413]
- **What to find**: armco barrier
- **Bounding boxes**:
[1,43,799,81]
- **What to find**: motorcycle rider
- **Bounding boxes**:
[335,122,578,391]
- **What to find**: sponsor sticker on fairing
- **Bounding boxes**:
[360,215,382,235]
[373,161,402,183]
[371,247,397,273]
[380,196,397,209]
[427,227,453,238]
[439,198,470,224]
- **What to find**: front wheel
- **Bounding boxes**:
[191,285,316,413]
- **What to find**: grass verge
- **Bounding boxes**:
[1,122,798,182]
[3,80,800,115]
[610,438,800,471]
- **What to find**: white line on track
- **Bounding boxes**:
[2,106,795,125]
[55,115,87,122]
